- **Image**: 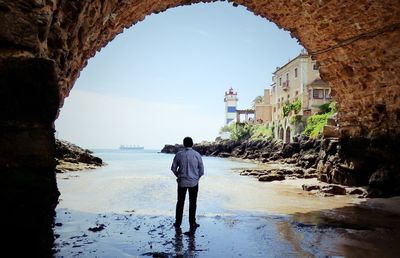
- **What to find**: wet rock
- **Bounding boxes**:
[88,223,106,232]
[369,167,391,188]
[55,139,104,172]
[304,168,317,178]
[316,192,335,197]
[281,143,300,158]
[160,144,182,154]
[366,188,385,198]
[346,188,367,195]
[258,174,285,182]
[283,157,297,164]
[302,184,321,191]
[320,185,347,195]
[240,169,271,177]
[217,152,231,158]
[142,252,171,258]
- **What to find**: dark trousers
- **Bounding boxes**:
[175,184,198,226]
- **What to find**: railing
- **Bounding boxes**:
[282,80,289,90]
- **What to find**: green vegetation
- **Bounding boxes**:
[282,99,301,117]
[220,123,272,141]
[219,125,230,133]
[290,114,303,125]
[220,101,336,141]
[252,95,264,109]
[318,101,335,114]
[303,102,336,138]
[250,124,273,141]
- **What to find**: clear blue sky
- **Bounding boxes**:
[55,2,302,150]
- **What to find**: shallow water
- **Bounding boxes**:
[54,150,400,257]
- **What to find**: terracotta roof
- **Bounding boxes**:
[307,78,329,87]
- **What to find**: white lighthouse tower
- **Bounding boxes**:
[224,87,238,125]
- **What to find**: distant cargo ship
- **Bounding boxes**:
[119,145,144,150]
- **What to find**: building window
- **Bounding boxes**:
[287,94,290,100]
[313,63,319,70]
[313,89,324,99]
[273,107,276,112]
[286,73,289,81]
[295,91,299,96]
[325,89,331,99]
[294,68,298,78]
[279,77,282,86]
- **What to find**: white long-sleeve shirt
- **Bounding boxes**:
[171,147,204,187]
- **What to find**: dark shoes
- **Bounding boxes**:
[190,223,200,229]
[173,222,199,229]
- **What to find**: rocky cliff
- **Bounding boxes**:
[55,139,104,172]
[161,137,399,198]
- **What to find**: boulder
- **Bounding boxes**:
[320,185,347,195]
[302,184,320,191]
[258,174,285,182]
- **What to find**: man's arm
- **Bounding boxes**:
[171,154,179,177]
[197,155,204,178]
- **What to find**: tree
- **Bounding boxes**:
[251,95,264,109]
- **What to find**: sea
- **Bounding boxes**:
[55,148,262,216]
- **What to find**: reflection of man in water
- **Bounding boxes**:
[171,137,204,229]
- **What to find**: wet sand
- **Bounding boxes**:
[53,153,400,257]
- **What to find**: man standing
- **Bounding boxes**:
[171,137,204,229]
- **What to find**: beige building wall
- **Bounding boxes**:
[255,105,272,123]
[268,52,331,143]
[255,89,272,123]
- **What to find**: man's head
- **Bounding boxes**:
[183,137,193,148]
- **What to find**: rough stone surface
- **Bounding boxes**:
[1,0,400,256]
[302,184,321,191]
[320,185,347,195]
[0,0,398,138]
[317,137,400,197]
[55,139,104,172]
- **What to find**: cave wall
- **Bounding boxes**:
[0,0,399,256]
[1,0,399,137]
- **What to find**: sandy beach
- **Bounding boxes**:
[53,150,400,257]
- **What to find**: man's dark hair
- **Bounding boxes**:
[183,137,193,147]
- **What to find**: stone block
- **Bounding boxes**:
[323,125,340,138]
[0,57,60,123]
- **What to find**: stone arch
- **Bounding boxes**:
[285,126,291,143]
[1,1,399,137]
[1,1,400,256]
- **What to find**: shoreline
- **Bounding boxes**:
[160,138,378,198]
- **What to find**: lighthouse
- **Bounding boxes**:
[224,87,238,125]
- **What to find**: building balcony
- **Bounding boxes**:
[282,80,289,91]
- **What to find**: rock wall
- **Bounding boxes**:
[162,137,399,197]
[161,138,321,171]
[1,0,399,256]
[317,136,400,197]
[0,57,60,256]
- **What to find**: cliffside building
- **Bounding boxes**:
[255,52,332,143]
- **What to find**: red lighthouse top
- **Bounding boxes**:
[225,87,237,96]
